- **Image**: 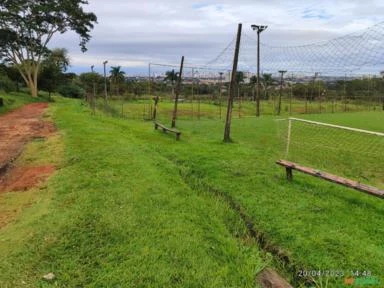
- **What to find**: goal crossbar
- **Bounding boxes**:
[289,117,384,137]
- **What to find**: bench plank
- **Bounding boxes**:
[154,121,181,140]
[277,159,384,199]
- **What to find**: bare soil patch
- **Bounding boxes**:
[0,103,56,170]
[0,165,56,193]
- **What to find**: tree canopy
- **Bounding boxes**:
[39,48,70,97]
[0,0,97,97]
[164,70,179,83]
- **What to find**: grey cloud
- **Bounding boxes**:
[46,0,384,73]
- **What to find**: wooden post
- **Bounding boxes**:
[277,70,286,115]
[153,96,159,120]
[224,23,242,142]
[285,118,292,158]
[286,167,293,181]
[171,56,185,128]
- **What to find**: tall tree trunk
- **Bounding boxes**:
[26,78,38,97]
[20,68,39,97]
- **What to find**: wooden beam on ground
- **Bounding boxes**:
[276,159,384,199]
[257,269,293,288]
[154,121,181,140]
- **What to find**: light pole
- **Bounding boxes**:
[103,60,108,102]
[251,24,268,117]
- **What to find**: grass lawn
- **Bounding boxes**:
[102,97,382,122]
[122,108,384,286]
[1,96,383,287]
[0,97,265,287]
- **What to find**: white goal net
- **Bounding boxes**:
[278,117,384,189]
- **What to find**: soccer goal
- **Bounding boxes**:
[277,117,384,197]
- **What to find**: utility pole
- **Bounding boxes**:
[103,60,108,102]
[251,24,268,117]
[171,56,184,128]
[224,23,242,142]
[277,70,287,115]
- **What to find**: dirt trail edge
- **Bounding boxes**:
[0,103,56,193]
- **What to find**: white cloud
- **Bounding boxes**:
[47,0,384,74]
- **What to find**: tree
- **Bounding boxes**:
[250,75,258,101]
[164,70,179,83]
[109,66,125,96]
[79,72,103,96]
[0,0,97,97]
[0,65,16,93]
[250,75,257,84]
[164,70,179,97]
[236,71,245,84]
[262,73,273,99]
[46,48,70,72]
[39,48,70,97]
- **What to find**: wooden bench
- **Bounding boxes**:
[154,121,181,140]
[277,159,384,199]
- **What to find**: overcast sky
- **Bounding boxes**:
[49,0,384,75]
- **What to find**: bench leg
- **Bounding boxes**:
[286,167,293,181]
[155,124,158,130]
[162,128,166,133]
[176,133,180,140]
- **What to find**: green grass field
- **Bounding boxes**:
[1,95,383,287]
[101,96,383,122]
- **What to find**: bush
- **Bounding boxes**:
[0,75,16,93]
[58,83,85,98]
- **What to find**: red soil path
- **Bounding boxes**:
[0,103,56,193]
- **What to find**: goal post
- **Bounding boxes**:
[279,117,384,191]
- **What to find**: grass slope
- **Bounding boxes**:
[0,91,50,115]
[0,98,265,287]
[122,111,384,286]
